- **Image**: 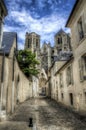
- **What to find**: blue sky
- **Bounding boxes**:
[4,0,76,49]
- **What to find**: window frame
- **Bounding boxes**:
[77,16,84,41]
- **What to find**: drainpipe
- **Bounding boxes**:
[12,55,15,113]
[0,50,5,117]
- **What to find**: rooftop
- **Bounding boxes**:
[0,32,17,55]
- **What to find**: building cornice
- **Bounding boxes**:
[66,0,82,27]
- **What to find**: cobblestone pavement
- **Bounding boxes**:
[0,98,86,130]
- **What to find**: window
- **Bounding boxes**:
[69,93,73,105]
[66,65,73,86]
[84,92,86,104]
[83,57,86,79]
[60,73,63,87]
[33,38,36,48]
[0,8,3,18]
[61,93,64,100]
[36,39,39,47]
[28,39,31,48]
[79,56,86,81]
[78,17,84,41]
[58,37,62,44]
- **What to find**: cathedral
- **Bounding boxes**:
[24,30,72,96]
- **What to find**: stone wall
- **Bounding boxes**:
[0,38,33,114]
[15,60,32,103]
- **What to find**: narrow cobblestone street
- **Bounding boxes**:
[0,98,86,130]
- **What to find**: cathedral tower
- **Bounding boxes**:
[54,29,72,54]
[24,32,40,53]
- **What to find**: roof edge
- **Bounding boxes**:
[65,0,79,27]
[1,0,8,16]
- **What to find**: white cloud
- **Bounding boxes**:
[4,0,70,49]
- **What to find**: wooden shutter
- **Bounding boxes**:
[82,13,86,36]
[66,68,69,86]
[78,58,84,82]
[71,64,74,85]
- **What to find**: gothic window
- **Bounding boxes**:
[33,38,36,47]
[28,39,31,48]
[77,17,84,41]
[67,65,73,86]
[58,37,62,44]
[36,39,39,47]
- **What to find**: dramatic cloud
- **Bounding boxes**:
[4,0,76,49]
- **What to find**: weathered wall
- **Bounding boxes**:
[0,38,32,114]
[15,60,32,103]
[68,0,86,111]
[49,0,86,112]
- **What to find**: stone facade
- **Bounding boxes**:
[66,0,86,111]
[0,1,33,120]
[0,34,33,121]
[47,0,86,113]
[54,29,71,54]
[25,32,40,54]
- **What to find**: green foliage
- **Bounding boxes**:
[17,50,40,77]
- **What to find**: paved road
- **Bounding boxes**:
[0,98,86,130]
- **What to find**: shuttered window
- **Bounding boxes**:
[60,73,63,87]
[77,17,84,41]
[66,64,73,86]
[82,13,86,36]
[78,58,84,82]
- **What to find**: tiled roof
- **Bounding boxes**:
[0,32,17,55]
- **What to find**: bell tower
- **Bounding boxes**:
[25,32,40,53]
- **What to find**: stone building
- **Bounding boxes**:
[0,32,33,120]
[24,29,72,96]
[47,0,86,112]
[40,42,52,71]
[25,32,40,55]
[0,1,32,121]
[65,0,86,111]
[54,29,71,54]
